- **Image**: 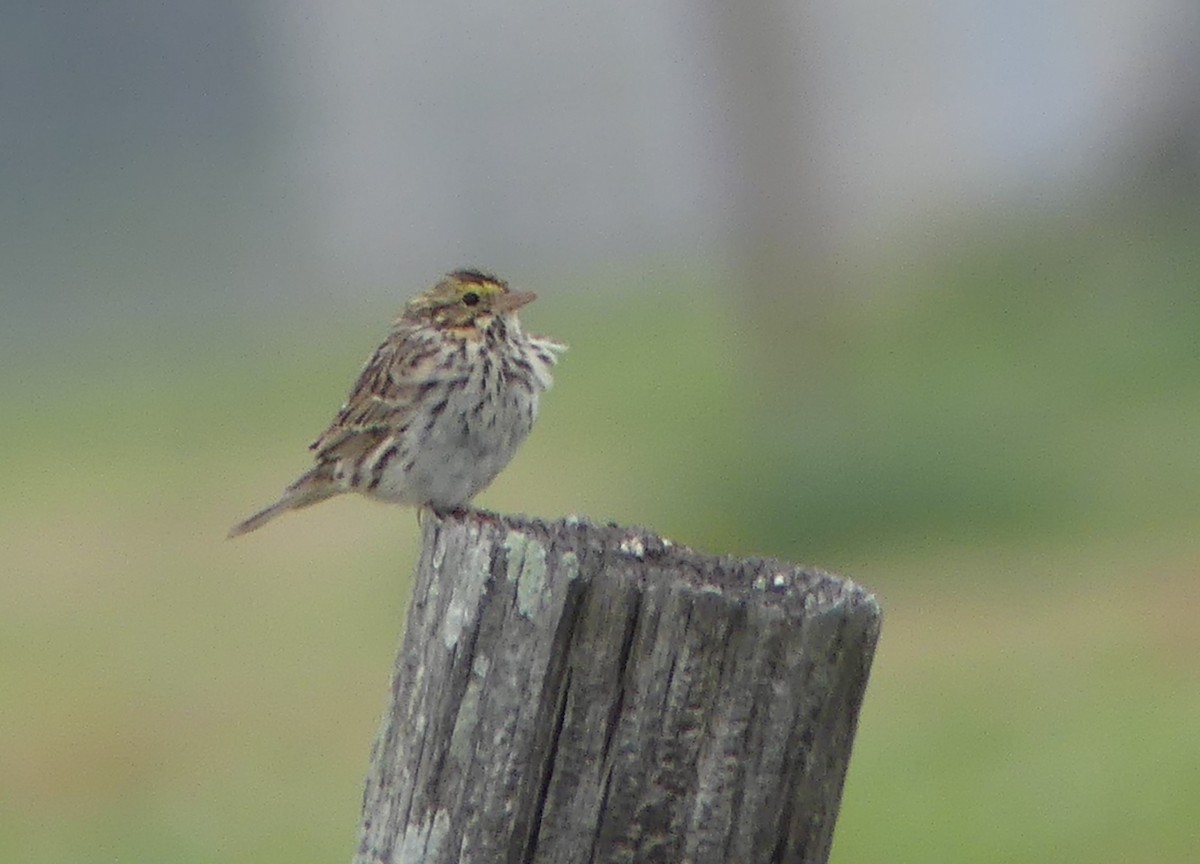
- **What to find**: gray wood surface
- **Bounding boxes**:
[354,510,881,864]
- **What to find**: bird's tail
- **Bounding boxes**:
[228,468,337,538]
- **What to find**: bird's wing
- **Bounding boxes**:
[308,327,465,459]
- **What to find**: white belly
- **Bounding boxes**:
[369,372,540,508]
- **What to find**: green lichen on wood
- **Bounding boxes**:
[503,530,549,618]
[558,550,579,583]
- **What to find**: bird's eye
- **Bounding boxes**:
[462,291,480,306]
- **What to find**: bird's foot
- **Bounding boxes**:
[423,503,472,523]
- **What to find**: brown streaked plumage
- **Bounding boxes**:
[229,270,565,537]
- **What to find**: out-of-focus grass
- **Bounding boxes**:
[2,215,1198,862]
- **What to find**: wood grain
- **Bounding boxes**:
[354,510,881,864]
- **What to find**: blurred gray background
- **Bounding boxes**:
[6,0,1195,327]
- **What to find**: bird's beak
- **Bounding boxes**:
[493,290,537,313]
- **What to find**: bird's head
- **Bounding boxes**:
[404,269,536,330]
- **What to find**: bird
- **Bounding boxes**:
[229,269,565,537]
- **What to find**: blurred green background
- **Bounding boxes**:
[3,4,1198,862]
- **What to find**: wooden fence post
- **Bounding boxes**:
[354,510,881,864]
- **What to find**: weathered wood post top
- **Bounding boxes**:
[356,510,881,864]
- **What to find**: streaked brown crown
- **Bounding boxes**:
[403,270,535,329]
